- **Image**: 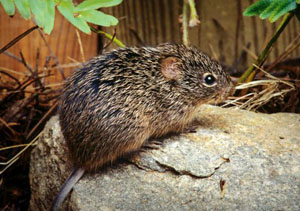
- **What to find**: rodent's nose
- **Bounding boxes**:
[227,82,235,96]
[219,83,235,101]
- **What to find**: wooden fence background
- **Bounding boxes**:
[0,5,98,84]
[0,0,299,85]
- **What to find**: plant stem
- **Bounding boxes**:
[99,31,126,48]
[238,12,294,83]
[183,0,189,46]
[188,0,197,18]
[188,0,200,26]
[91,28,126,48]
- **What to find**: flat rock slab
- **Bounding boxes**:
[29,105,300,210]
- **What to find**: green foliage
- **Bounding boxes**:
[243,0,300,22]
[14,0,30,19]
[0,0,15,16]
[57,1,91,34]
[74,0,122,11]
[0,0,122,34]
[80,10,118,27]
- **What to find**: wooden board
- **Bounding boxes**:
[1,1,299,84]
[103,0,300,69]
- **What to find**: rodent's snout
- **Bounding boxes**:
[206,82,235,105]
[221,82,235,99]
[215,82,235,103]
[227,81,236,96]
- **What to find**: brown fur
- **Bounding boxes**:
[59,43,233,171]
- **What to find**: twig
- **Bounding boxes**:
[66,57,80,63]
[241,45,258,60]
[0,73,51,107]
[75,29,86,62]
[102,28,117,51]
[35,48,40,74]
[0,66,28,76]
[0,156,19,174]
[19,74,52,91]
[221,93,255,107]
[266,33,300,72]
[26,100,58,140]
[129,28,145,46]
[2,51,35,75]
[34,48,45,91]
[19,51,34,74]
[42,56,51,85]
[0,26,39,55]
[0,144,30,151]
[3,51,24,63]
[38,28,65,80]
[208,44,218,61]
[253,64,294,87]
[40,62,80,71]
[0,117,17,134]
[23,82,62,91]
[0,131,41,175]
[19,52,44,89]
[0,70,21,87]
[264,57,300,71]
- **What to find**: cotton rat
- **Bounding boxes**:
[51,43,233,210]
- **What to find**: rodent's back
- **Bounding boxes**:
[59,43,232,171]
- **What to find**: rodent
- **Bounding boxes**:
[51,43,233,210]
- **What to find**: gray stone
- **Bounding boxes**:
[29,105,300,211]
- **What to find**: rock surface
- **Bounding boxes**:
[29,105,300,211]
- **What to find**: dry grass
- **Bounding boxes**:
[223,67,296,111]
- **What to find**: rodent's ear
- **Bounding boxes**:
[160,57,182,81]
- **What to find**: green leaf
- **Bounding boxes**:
[80,10,118,26]
[296,0,300,3]
[269,0,297,22]
[29,0,47,27]
[259,0,280,19]
[244,0,299,22]
[15,0,31,19]
[75,0,122,12]
[44,0,55,34]
[57,1,91,34]
[243,0,272,16]
[0,0,15,16]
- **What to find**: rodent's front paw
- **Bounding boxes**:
[140,140,163,152]
[182,120,202,133]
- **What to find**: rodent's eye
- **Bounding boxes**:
[203,73,217,87]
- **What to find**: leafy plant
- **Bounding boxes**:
[238,0,299,83]
[0,0,122,34]
[243,0,300,22]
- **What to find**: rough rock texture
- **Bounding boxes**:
[29,105,300,211]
